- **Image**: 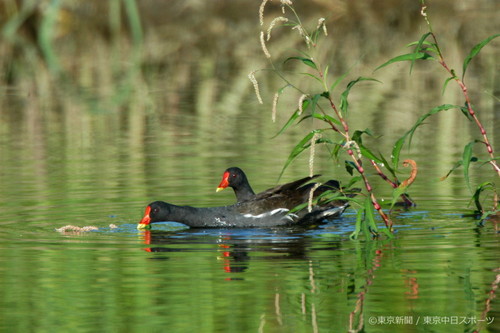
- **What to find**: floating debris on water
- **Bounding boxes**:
[55,224,119,233]
[55,225,99,233]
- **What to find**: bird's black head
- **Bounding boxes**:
[137,201,172,229]
[216,167,249,191]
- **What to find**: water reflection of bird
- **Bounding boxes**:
[140,230,337,278]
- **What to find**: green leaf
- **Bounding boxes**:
[301,72,323,84]
[320,91,330,99]
[310,93,321,114]
[351,129,374,144]
[273,110,300,138]
[402,104,459,150]
[323,65,330,87]
[391,136,406,172]
[462,141,475,193]
[309,113,342,127]
[330,141,343,159]
[340,77,380,116]
[291,192,355,214]
[279,130,321,179]
[330,70,350,92]
[273,99,310,138]
[377,153,397,179]
[460,105,474,121]
[284,56,318,70]
[410,32,434,74]
[390,185,408,210]
[440,160,463,181]
[345,175,362,189]
[406,40,438,53]
[277,84,291,94]
[359,144,384,164]
[442,75,457,95]
[463,34,500,79]
[375,52,434,72]
[317,137,334,145]
[345,160,356,175]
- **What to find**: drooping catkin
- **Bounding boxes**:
[309,131,319,177]
[267,17,288,41]
[292,25,311,47]
[259,0,269,26]
[298,94,308,115]
[260,31,271,58]
[308,183,321,212]
[271,92,279,122]
[317,18,327,36]
[248,71,263,104]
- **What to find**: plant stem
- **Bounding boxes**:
[324,93,394,231]
[370,160,415,207]
[348,148,393,231]
[421,1,499,177]
[432,35,500,176]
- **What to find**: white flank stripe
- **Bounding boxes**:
[243,208,292,220]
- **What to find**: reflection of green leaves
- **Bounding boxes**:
[350,199,378,240]
[471,182,494,214]
[350,208,365,240]
[462,141,479,193]
[350,197,394,240]
[364,197,378,236]
[463,34,500,79]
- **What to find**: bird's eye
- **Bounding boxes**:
[153,208,159,214]
[232,173,236,177]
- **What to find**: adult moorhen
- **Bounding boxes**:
[216,167,343,204]
[216,167,256,202]
[138,169,350,229]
